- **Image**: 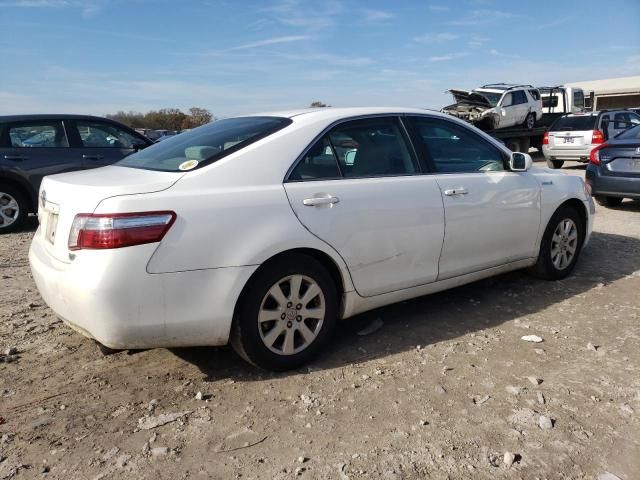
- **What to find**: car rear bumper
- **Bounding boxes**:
[586,167,640,198]
[542,145,592,162]
[29,234,257,349]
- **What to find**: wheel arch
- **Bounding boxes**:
[0,173,36,212]
[559,198,588,237]
[232,247,348,327]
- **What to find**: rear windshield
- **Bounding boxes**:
[615,124,640,140]
[117,116,292,172]
[550,115,596,131]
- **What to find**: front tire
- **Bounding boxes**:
[0,184,29,234]
[595,196,623,207]
[546,159,564,169]
[530,205,584,280]
[230,254,338,371]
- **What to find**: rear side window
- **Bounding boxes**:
[117,116,292,172]
[289,117,418,181]
[76,121,144,148]
[513,90,528,105]
[8,121,68,148]
[613,112,640,130]
[551,115,597,131]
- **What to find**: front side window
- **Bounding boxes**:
[76,121,142,148]
[501,93,514,107]
[8,121,68,148]
[117,116,291,172]
[411,118,505,173]
[613,112,640,130]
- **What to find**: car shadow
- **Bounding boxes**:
[170,231,640,381]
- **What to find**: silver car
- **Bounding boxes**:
[542,110,640,169]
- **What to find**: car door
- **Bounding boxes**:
[406,116,540,280]
[0,119,77,196]
[284,116,445,297]
[67,119,150,168]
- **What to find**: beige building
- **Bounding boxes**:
[565,76,640,110]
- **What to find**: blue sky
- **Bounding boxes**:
[1,0,639,117]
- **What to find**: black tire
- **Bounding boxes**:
[0,183,29,234]
[524,113,535,130]
[546,159,564,169]
[595,196,623,207]
[529,205,584,280]
[230,254,339,371]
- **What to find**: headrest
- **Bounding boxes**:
[184,145,221,160]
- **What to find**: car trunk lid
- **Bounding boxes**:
[548,129,592,148]
[36,166,184,263]
[599,144,640,178]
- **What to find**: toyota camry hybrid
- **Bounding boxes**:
[29,107,594,370]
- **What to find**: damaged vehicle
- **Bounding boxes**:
[442,84,543,131]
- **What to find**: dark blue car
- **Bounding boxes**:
[586,124,640,207]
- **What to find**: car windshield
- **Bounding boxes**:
[551,115,597,131]
[474,91,501,107]
[615,124,640,140]
[117,116,292,172]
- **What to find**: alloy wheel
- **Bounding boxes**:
[550,218,578,270]
[0,192,20,229]
[258,274,325,356]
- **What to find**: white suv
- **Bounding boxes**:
[542,109,640,168]
[443,83,543,131]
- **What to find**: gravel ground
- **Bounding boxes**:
[1,164,639,480]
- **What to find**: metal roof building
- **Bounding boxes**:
[566,76,640,110]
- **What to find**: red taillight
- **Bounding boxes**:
[591,130,604,144]
[542,131,549,145]
[68,211,176,250]
[589,143,607,165]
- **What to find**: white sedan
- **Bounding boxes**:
[29,107,594,370]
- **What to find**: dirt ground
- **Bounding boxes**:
[1,163,639,480]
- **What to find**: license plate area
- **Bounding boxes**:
[41,200,60,245]
[563,137,574,144]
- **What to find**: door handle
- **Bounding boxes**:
[443,188,468,196]
[3,155,28,161]
[82,154,104,160]
[303,196,340,206]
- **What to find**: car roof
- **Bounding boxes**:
[244,106,446,122]
[0,114,122,123]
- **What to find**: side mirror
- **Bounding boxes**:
[509,152,532,172]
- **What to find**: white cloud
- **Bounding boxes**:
[262,0,344,29]
[0,0,103,16]
[447,9,520,26]
[229,35,312,51]
[428,5,449,11]
[429,53,469,62]
[414,32,459,43]
[363,9,394,22]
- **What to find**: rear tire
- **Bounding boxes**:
[0,183,29,234]
[595,196,623,207]
[530,205,584,280]
[524,113,535,130]
[546,159,564,169]
[230,254,338,371]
